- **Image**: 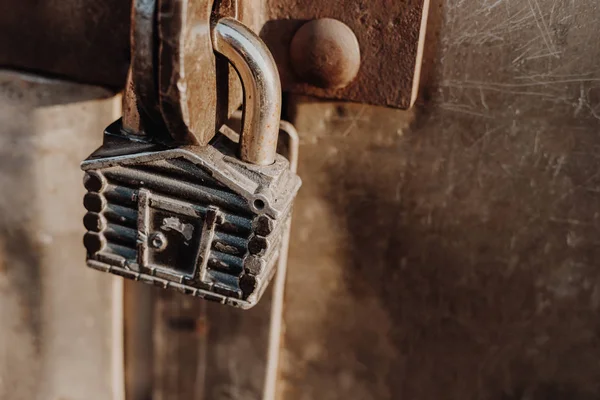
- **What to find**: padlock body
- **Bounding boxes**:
[81,120,300,308]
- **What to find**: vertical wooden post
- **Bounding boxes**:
[0,71,123,400]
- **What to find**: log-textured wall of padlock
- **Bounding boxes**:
[80,18,301,309]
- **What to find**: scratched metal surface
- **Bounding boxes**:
[281,0,600,399]
[0,71,120,400]
[0,1,598,399]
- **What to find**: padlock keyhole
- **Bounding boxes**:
[253,199,265,210]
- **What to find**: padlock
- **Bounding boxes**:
[80,18,301,309]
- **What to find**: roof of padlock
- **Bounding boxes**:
[82,125,301,220]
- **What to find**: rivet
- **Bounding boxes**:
[290,18,361,89]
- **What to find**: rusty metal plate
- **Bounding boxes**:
[1,0,428,110]
[0,0,131,89]
[262,0,430,108]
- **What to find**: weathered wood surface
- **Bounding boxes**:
[280,1,600,399]
[0,72,122,400]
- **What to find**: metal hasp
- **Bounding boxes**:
[80,18,301,309]
[126,0,226,145]
[263,0,431,108]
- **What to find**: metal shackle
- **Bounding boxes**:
[212,18,282,166]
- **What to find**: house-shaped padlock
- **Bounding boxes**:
[81,19,300,308]
[82,121,300,309]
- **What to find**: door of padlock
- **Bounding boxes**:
[80,18,301,309]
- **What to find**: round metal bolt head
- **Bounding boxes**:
[290,18,361,89]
